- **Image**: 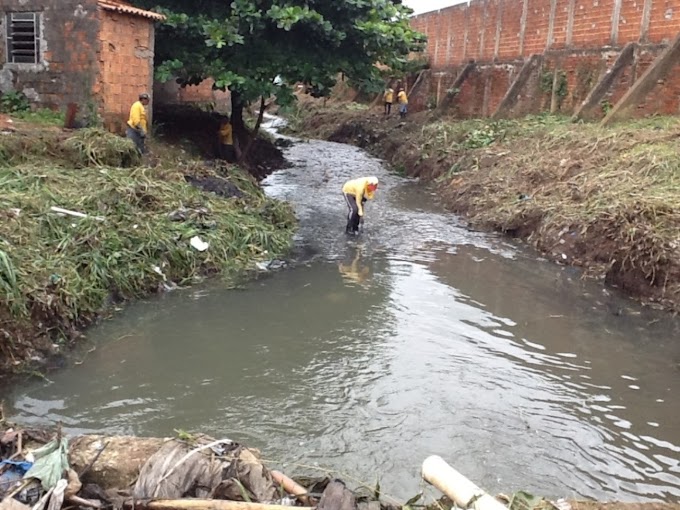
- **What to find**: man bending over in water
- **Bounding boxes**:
[342,176,379,235]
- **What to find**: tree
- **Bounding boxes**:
[133,0,426,160]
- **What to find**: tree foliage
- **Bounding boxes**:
[135,0,425,102]
[133,0,425,155]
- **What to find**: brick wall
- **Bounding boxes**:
[0,0,100,108]
[413,0,680,67]
[98,9,155,133]
[409,0,680,118]
[154,79,231,110]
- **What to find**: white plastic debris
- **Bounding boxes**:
[152,266,166,280]
[50,206,104,222]
[190,236,209,252]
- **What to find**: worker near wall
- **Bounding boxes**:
[216,116,238,163]
[397,88,408,118]
[127,92,150,154]
[342,176,379,235]
[383,86,394,115]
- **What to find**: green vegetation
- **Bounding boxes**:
[540,70,569,107]
[416,116,680,309]
[0,126,295,374]
[12,108,65,126]
[1,91,30,113]
[1,90,66,126]
[132,0,425,155]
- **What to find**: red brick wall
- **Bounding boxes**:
[633,46,680,114]
[617,0,647,43]
[647,0,680,42]
[486,65,518,112]
[98,10,156,133]
[448,6,469,63]
[482,0,502,58]
[410,0,680,119]
[550,0,572,48]
[411,0,680,67]
[466,1,486,60]
[497,0,523,59]
[523,0,552,54]
[154,79,231,109]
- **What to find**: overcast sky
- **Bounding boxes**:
[403,0,465,15]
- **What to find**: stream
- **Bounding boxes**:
[5,123,680,502]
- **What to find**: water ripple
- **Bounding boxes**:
[5,127,680,502]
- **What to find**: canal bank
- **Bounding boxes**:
[5,125,680,503]
[0,121,295,381]
[287,104,680,313]
[2,424,680,510]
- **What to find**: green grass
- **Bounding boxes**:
[428,115,680,306]
[11,108,65,126]
[0,128,296,366]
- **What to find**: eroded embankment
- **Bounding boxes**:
[291,105,680,312]
[0,122,295,379]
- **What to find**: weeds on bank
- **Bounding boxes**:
[11,109,65,126]
[1,90,64,126]
[431,115,680,305]
[0,127,295,357]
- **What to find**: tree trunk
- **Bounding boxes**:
[239,97,267,162]
[252,96,267,138]
[230,90,247,161]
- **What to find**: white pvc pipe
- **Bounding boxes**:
[421,456,508,510]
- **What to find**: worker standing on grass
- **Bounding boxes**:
[127,93,150,154]
[216,116,238,163]
[342,176,379,235]
[383,86,394,115]
[397,87,408,118]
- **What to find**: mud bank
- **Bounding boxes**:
[291,105,680,312]
[2,425,679,510]
[0,120,295,381]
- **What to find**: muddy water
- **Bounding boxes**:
[6,126,680,502]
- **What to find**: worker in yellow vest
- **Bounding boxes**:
[383,86,394,115]
[127,92,149,154]
[217,116,238,162]
[341,176,379,235]
[397,88,408,119]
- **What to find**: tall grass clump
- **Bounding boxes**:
[0,128,295,369]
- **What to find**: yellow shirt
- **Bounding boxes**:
[384,89,394,103]
[397,91,408,105]
[342,176,378,216]
[219,123,234,145]
[127,101,147,133]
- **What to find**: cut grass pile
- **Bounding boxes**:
[0,127,295,372]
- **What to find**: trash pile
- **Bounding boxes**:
[0,427,400,510]
[2,425,655,510]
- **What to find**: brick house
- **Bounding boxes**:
[0,0,164,131]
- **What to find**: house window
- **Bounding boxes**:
[5,12,41,64]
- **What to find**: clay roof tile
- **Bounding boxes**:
[98,0,166,21]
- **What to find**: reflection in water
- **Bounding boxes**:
[338,245,372,286]
[6,134,680,503]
